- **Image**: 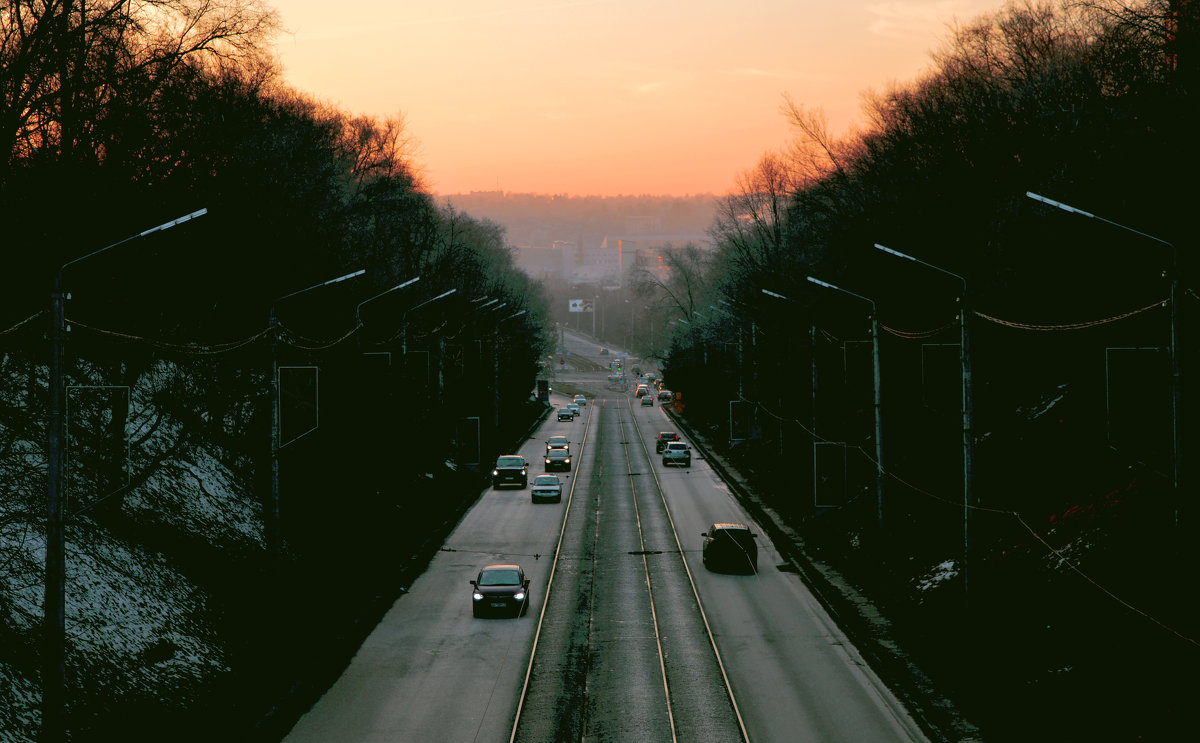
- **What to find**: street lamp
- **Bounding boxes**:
[355,276,419,327]
[47,207,208,741]
[270,268,365,561]
[798,278,885,529]
[874,243,973,596]
[1027,191,1181,524]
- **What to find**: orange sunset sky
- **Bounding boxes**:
[270,0,1001,197]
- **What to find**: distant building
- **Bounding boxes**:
[510,232,710,286]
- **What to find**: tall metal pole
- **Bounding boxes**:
[870,313,885,528]
[874,244,971,595]
[268,306,281,559]
[1025,192,1181,526]
[773,283,885,529]
[268,268,364,560]
[45,208,207,741]
[44,272,67,743]
[961,301,974,599]
[811,324,819,512]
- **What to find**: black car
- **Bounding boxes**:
[655,431,681,453]
[701,523,758,573]
[471,564,530,617]
[492,455,528,488]
[544,448,571,472]
[557,407,574,422]
[546,435,570,454]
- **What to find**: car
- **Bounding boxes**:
[657,389,673,402]
[530,474,563,503]
[600,348,609,355]
[661,441,691,466]
[544,448,572,472]
[701,523,758,573]
[557,407,574,422]
[573,394,587,407]
[655,431,681,453]
[636,385,649,398]
[567,403,581,417]
[641,393,654,407]
[545,435,570,454]
[471,564,530,617]
[492,455,528,488]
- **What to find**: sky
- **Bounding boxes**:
[268,0,1002,197]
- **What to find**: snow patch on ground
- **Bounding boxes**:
[914,559,959,595]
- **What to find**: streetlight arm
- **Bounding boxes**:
[408,288,458,314]
[62,208,208,272]
[1026,191,1174,250]
[276,269,366,304]
[873,243,965,296]
[807,275,875,312]
[356,276,420,324]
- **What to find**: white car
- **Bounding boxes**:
[662,441,691,467]
[530,474,563,503]
[573,394,587,407]
[567,403,581,417]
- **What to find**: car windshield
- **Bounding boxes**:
[666,443,686,450]
[547,450,567,458]
[534,476,558,485]
[548,437,568,446]
[497,457,524,467]
[479,569,520,586]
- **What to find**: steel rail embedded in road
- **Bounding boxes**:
[617,402,679,742]
[507,403,596,743]
[622,394,752,743]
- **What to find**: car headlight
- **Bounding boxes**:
[545,459,551,464]
[473,592,484,601]
[492,470,499,476]
[513,591,526,602]
[564,458,570,464]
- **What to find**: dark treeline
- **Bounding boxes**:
[638,1,1200,740]
[1,1,550,740]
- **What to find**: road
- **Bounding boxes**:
[281,332,930,742]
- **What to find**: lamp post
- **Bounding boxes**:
[1027,191,1181,525]
[355,276,419,329]
[875,243,973,596]
[795,279,885,529]
[400,288,458,358]
[270,269,365,560]
[46,208,207,741]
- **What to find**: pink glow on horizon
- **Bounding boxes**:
[269,0,1001,196]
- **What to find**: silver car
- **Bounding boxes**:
[530,474,563,503]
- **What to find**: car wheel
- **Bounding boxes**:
[472,605,481,618]
[521,478,528,488]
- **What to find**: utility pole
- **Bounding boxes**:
[45,209,207,742]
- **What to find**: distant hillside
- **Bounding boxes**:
[437,191,718,248]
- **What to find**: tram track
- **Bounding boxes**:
[510,393,749,743]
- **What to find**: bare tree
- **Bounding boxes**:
[0,0,279,173]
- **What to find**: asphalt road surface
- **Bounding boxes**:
[282,334,930,743]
